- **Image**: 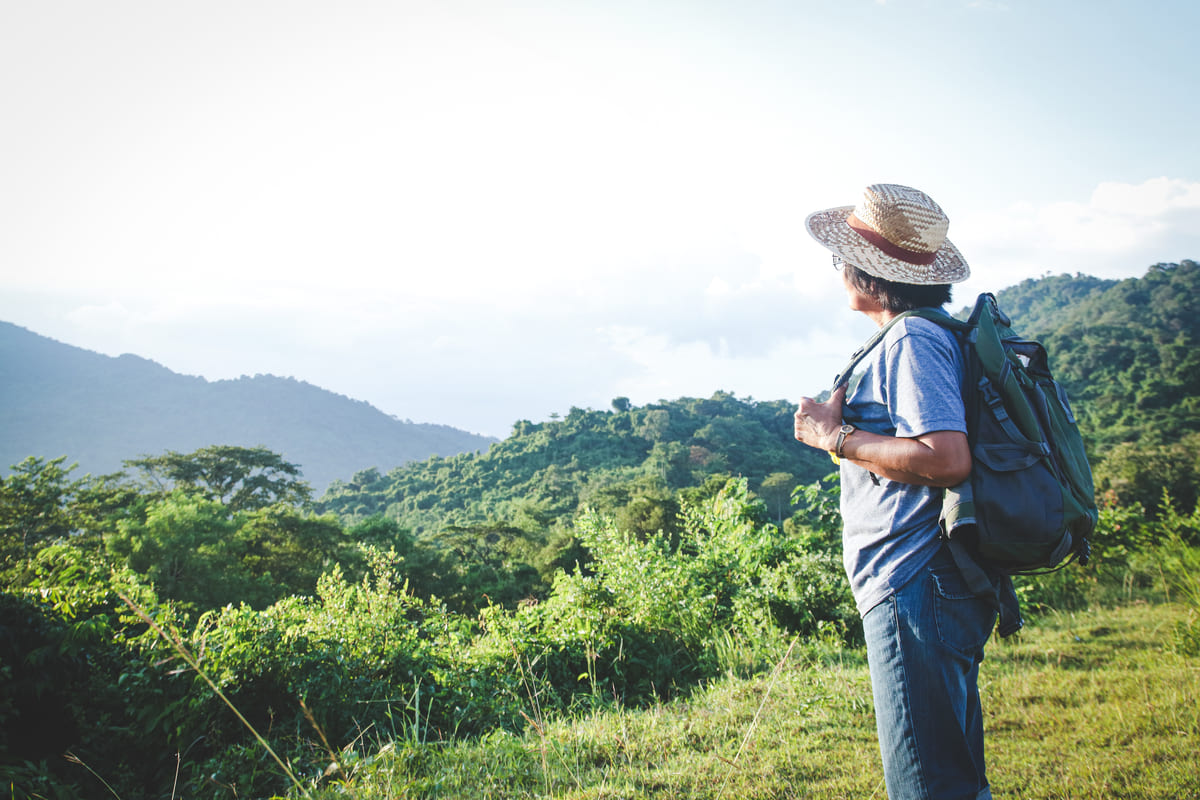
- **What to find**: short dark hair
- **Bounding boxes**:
[842,263,952,312]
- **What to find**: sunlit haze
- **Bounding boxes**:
[3,1,1198,438]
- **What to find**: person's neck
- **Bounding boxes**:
[865,309,900,328]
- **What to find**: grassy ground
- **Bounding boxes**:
[314,602,1200,799]
[982,603,1199,799]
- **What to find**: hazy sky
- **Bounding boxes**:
[3,0,1198,438]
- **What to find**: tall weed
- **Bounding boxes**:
[1151,494,1200,654]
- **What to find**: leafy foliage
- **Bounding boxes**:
[1090,433,1200,514]
[125,445,314,511]
[0,456,81,560]
[103,493,360,612]
[317,392,832,601]
[479,479,856,707]
[0,471,852,797]
[3,262,1200,798]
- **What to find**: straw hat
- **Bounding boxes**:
[805,183,970,285]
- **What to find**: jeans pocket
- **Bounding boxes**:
[930,564,994,657]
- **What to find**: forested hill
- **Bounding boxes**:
[0,322,495,493]
[5,260,1196,535]
[318,393,836,536]
[320,260,1200,538]
[989,260,1200,450]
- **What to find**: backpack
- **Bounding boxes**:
[833,292,1097,634]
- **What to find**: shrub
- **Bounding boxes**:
[480,479,857,706]
[162,552,531,796]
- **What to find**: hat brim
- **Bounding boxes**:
[805,206,970,285]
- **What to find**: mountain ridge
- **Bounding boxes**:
[0,321,496,493]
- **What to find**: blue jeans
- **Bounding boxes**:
[861,546,997,800]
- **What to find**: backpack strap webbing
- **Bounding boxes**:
[830,305,971,391]
[945,534,1025,636]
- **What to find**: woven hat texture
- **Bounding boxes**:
[805,184,970,285]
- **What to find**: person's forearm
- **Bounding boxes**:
[793,388,971,487]
[838,429,971,488]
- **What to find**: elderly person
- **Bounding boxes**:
[793,184,997,800]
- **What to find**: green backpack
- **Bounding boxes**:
[834,293,1097,633]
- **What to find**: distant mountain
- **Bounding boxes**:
[0,321,496,494]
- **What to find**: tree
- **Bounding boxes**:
[105,493,354,611]
[758,472,797,525]
[237,506,354,598]
[0,456,80,562]
[126,446,312,512]
[106,494,249,610]
[438,523,545,610]
[637,409,671,442]
[1092,434,1200,514]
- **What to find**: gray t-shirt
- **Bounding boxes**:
[839,314,966,616]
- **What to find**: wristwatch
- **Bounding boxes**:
[835,424,856,459]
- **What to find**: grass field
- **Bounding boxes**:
[314,602,1200,799]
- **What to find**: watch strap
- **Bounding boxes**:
[835,424,856,459]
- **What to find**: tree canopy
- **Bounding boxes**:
[317,391,833,541]
[125,445,313,511]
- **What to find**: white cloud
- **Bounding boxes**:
[1091,177,1200,216]
[64,302,136,337]
[601,316,874,407]
[954,177,1200,297]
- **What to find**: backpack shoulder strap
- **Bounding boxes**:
[831,313,911,390]
[830,302,975,391]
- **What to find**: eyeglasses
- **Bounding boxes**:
[832,254,844,271]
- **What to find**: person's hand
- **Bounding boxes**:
[793,383,848,452]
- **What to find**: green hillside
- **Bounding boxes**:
[1019,262,1200,450]
[318,260,1200,540]
[319,392,832,534]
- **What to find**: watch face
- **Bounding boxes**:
[840,424,855,434]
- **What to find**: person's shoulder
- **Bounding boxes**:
[886,311,958,344]
[881,313,963,368]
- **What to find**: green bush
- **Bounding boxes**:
[164,554,532,796]
[478,479,856,706]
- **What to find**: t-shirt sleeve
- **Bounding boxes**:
[882,321,966,439]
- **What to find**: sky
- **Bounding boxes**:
[3,0,1198,439]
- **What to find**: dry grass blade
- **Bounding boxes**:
[713,634,799,800]
[116,590,314,800]
[63,752,122,799]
